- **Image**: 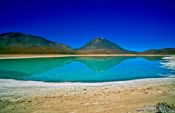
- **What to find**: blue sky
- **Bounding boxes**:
[0,0,175,51]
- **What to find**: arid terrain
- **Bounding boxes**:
[0,78,175,113]
[0,54,173,60]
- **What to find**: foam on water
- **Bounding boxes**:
[161,56,175,71]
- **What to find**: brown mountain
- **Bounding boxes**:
[76,37,135,54]
[0,32,174,54]
[140,48,175,55]
[0,32,75,54]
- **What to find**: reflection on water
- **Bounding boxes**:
[0,57,74,74]
[0,70,29,79]
[76,56,135,72]
[141,56,163,61]
[0,56,174,82]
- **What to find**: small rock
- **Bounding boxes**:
[28,100,32,103]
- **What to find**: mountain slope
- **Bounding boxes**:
[141,48,175,55]
[0,33,174,54]
[77,37,134,54]
[0,32,75,54]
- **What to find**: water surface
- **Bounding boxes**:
[0,56,174,82]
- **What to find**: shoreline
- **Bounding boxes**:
[0,78,175,113]
[0,78,175,96]
[0,54,174,59]
[0,77,175,87]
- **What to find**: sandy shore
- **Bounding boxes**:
[0,54,174,59]
[0,78,175,113]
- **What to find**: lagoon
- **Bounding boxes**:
[0,56,174,82]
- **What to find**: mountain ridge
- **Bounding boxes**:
[0,32,174,54]
[79,37,124,50]
[0,32,75,54]
[140,48,175,55]
[77,37,135,54]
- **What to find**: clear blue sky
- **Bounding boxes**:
[0,0,175,51]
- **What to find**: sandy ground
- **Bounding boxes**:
[0,78,175,113]
[0,54,173,59]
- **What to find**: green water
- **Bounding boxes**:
[0,56,174,82]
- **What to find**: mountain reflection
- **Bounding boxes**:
[76,56,135,72]
[141,56,163,61]
[0,57,75,79]
[0,56,164,80]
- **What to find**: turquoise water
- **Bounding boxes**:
[0,56,174,82]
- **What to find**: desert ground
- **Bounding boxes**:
[0,78,175,113]
[0,54,173,59]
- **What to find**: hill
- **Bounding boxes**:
[0,32,74,54]
[140,48,175,55]
[77,37,134,54]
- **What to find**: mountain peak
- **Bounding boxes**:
[93,37,106,42]
[0,32,35,37]
[77,37,135,54]
[94,37,104,40]
[79,37,124,50]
